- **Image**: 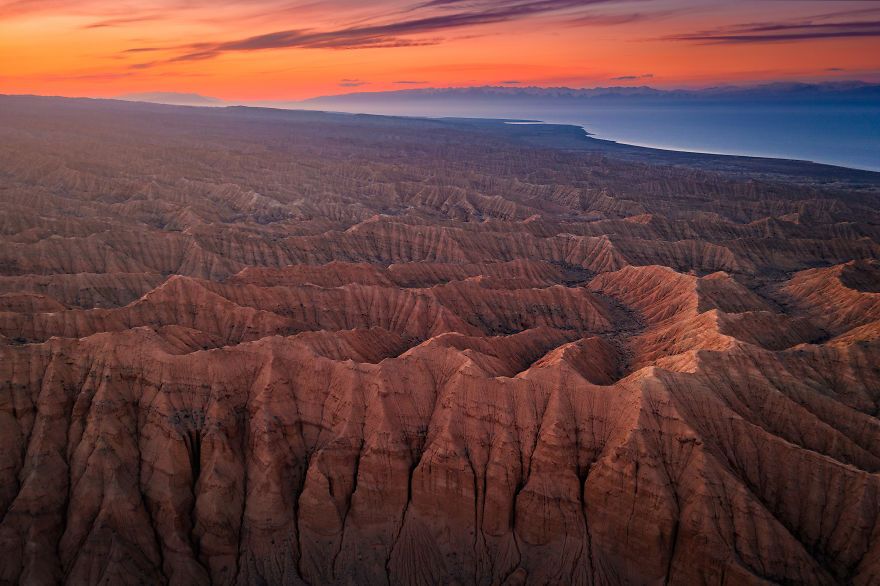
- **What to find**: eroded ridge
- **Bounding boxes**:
[1,96,880,585]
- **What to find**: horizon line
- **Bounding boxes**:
[4,77,877,105]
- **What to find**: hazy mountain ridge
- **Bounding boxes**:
[118,92,225,106]
[303,81,880,104]
[114,81,880,109]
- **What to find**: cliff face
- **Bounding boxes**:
[1,96,880,585]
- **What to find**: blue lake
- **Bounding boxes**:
[542,103,880,172]
[301,98,880,171]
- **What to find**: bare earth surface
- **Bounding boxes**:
[1,95,880,585]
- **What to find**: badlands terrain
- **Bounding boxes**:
[1,95,880,585]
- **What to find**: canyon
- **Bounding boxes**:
[1,95,880,585]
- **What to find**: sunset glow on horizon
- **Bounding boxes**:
[2,0,879,100]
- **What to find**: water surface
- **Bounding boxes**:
[303,98,880,171]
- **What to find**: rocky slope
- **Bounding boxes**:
[1,95,880,585]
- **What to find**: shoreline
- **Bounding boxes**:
[501,120,880,174]
[576,127,880,173]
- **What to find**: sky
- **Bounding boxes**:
[1,0,879,100]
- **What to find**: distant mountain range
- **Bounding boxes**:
[117,92,224,106]
[299,81,880,109]
[116,82,880,110]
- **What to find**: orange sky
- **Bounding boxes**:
[1,0,879,100]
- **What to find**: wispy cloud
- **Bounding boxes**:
[339,78,367,87]
[1,0,190,20]
[156,0,646,61]
[566,8,679,28]
[611,73,653,80]
[669,18,880,44]
[82,14,161,28]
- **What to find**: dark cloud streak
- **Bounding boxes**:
[670,18,880,44]
[165,0,644,61]
[611,73,653,80]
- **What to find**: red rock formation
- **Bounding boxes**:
[780,260,880,334]
[1,95,879,585]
